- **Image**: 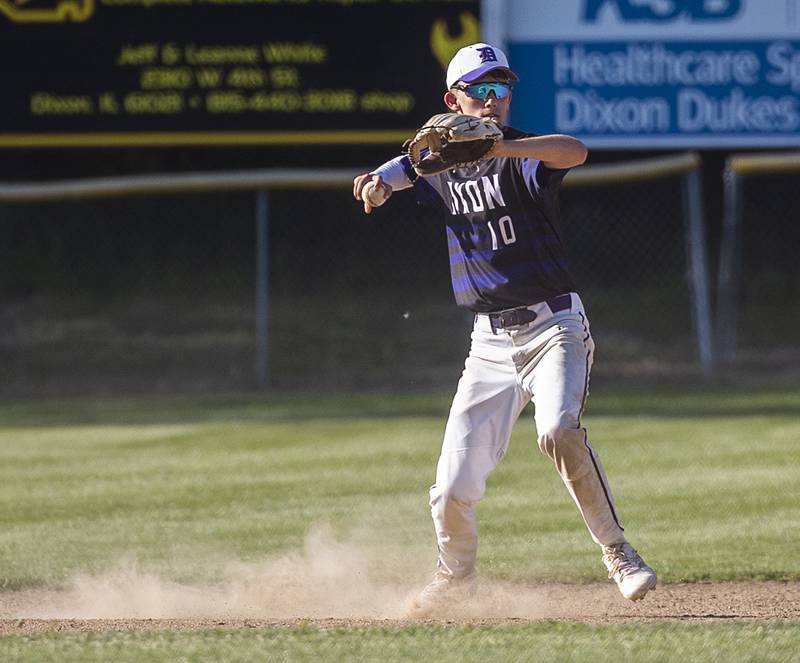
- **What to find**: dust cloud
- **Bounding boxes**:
[5,528,799,624]
[0,525,563,620]
[1,526,433,619]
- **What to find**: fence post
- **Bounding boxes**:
[255,190,270,389]
[682,165,715,373]
[716,163,742,364]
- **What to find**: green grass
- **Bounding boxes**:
[1,387,798,587]
[2,623,800,663]
[1,386,799,660]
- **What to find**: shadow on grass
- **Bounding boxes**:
[584,385,800,420]
[0,385,798,428]
[0,392,453,428]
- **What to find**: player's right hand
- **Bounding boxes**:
[353,173,392,215]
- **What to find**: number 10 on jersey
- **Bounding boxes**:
[488,216,517,250]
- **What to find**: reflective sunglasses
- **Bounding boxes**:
[451,81,513,100]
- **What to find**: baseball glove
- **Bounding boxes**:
[403,113,504,176]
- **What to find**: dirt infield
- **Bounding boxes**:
[2,581,798,635]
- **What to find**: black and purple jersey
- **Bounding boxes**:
[410,127,575,313]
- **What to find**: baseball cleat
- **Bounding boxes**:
[602,542,657,601]
[406,571,477,617]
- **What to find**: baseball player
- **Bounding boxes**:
[353,43,656,614]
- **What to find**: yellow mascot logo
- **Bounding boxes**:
[0,0,95,23]
[430,11,481,73]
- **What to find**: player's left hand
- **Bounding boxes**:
[403,113,504,176]
[483,138,507,160]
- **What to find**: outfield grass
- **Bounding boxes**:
[1,387,798,588]
[1,386,799,660]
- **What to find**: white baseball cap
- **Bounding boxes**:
[446,43,519,89]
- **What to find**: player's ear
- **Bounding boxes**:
[444,90,460,112]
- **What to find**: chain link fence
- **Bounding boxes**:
[0,155,741,398]
[717,155,800,372]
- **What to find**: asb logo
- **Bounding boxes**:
[583,0,742,21]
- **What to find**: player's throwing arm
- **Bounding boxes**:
[354,111,515,217]
[353,174,392,214]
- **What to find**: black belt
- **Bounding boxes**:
[486,293,572,333]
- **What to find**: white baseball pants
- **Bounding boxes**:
[429,292,627,579]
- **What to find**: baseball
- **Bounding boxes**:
[362,180,388,207]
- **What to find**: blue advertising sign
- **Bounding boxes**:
[505,0,800,147]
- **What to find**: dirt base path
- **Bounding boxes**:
[1,582,798,635]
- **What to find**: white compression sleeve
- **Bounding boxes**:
[371,156,414,191]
